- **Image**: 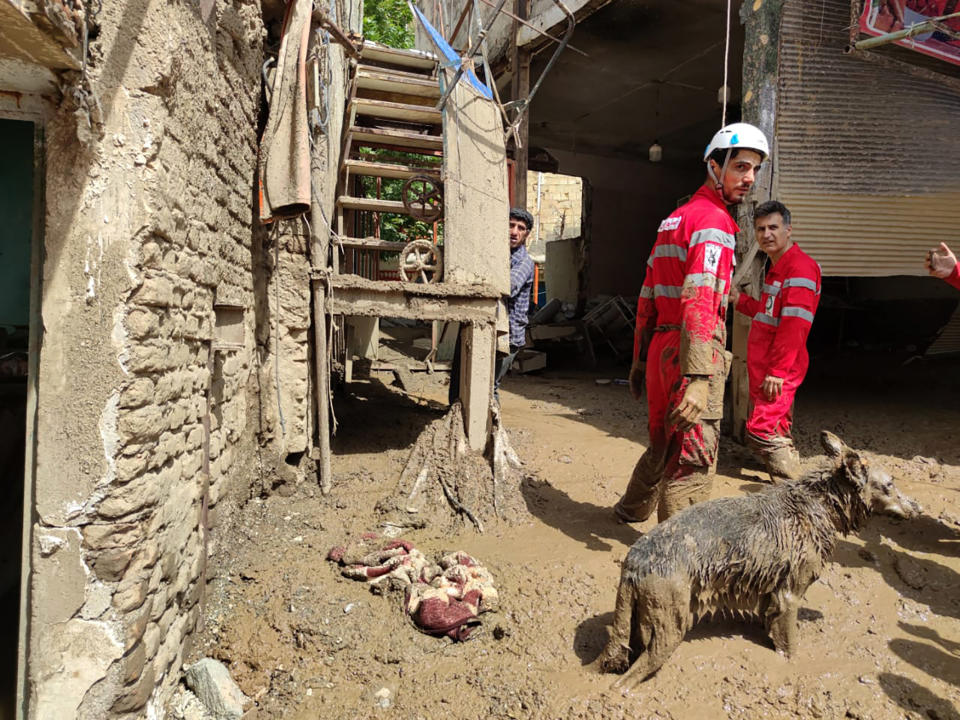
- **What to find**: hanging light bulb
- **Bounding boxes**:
[717,84,731,104]
[649,141,663,163]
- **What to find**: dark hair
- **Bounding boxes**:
[754,200,791,226]
[509,207,534,231]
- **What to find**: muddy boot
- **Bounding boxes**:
[764,446,802,482]
[747,432,802,483]
[658,471,712,522]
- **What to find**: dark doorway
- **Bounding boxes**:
[0,117,37,720]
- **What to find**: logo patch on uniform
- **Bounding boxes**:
[703,244,721,275]
[658,216,682,232]
[765,295,775,315]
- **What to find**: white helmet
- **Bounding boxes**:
[703,122,769,162]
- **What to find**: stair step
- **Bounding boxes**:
[352,97,442,125]
[344,158,441,180]
[349,126,443,152]
[357,63,439,83]
[337,196,410,214]
[357,67,441,99]
[339,237,410,251]
[360,42,438,72]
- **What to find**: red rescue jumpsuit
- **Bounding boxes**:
[735,243,821,443]
[946,264,960,291]
[616,185,736,522]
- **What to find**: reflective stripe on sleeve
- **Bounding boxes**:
[754,313,780,327]
[685,272,721,289]
[651,244,688,262]
[640,286,654,299]
[781,306,815,323]
[689,228,736,251]
[762,283,781,296]
[654,284,683,298]
[782,277,819,293]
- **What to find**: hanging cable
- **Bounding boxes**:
[722,0,731,126]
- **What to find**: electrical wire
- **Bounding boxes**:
[722,0,731,126]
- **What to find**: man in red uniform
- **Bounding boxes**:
[926,242,960,289]
[614,123,769,524]
[730,201,821,481]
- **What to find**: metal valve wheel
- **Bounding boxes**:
[401,175,444,222]
[400,240,443,284]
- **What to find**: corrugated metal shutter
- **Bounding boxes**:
[777,0,960,277]
[926,307,960,355]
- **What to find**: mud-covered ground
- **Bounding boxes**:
[188,346,960,720]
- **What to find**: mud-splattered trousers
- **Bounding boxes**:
[616,186,736,523]
[735,243,821,475]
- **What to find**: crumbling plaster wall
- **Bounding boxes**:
[30,0,266,717]
[253,0,357,475]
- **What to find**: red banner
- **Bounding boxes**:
[860,0,960,66]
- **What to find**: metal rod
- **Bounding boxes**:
[449,0,474,46]
[476,0,588,57]
[853,10,960,50]
[504,0,575,129]
[312,7,361,59]
[436,0,510,111]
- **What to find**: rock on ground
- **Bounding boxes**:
[184,658,249,720]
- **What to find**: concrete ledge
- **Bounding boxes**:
[320,276,500,322]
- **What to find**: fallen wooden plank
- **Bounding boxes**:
[339,236,408,251]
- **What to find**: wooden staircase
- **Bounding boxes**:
[337,42,444,281]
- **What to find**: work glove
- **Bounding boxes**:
[762,374,784,401]
[668,376,710,431]
[628,361,645,401]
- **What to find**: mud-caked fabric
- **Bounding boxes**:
[619,185,736,522]
[617,415,720,523]
[735,243,821,442]
[746,431,802,481]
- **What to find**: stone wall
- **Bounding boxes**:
[524,171,582,262]
[30,0,266,716]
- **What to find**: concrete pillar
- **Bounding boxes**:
[459,323,495,451]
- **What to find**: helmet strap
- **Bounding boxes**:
[716,147,733,191]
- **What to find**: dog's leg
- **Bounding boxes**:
[596,576,636,673]
[766,588,799,657]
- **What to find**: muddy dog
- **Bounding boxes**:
[598,431,920,687]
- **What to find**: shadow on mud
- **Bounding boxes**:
[573,608,825,667]
[331,378,447,455]
[888,638,960,688]
[878,673,960,720]
[520,476,638,553]
[835,521,960,621]
[574,612,613,664]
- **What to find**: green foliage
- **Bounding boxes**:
[363,0,415,48]
[356,174,443,245]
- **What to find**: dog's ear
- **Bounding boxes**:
[821,431,845,458]
[842,452,868,488]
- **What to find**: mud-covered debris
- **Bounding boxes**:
[894,555,928,590]
[185,658,250,720]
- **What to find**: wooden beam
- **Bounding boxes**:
[344,158,441,180]
[348,126,444,152]
[351,97,443,124]
[510,0,531,210]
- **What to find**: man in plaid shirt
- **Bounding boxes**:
[496,208,536,393]
[448,208,535,404]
